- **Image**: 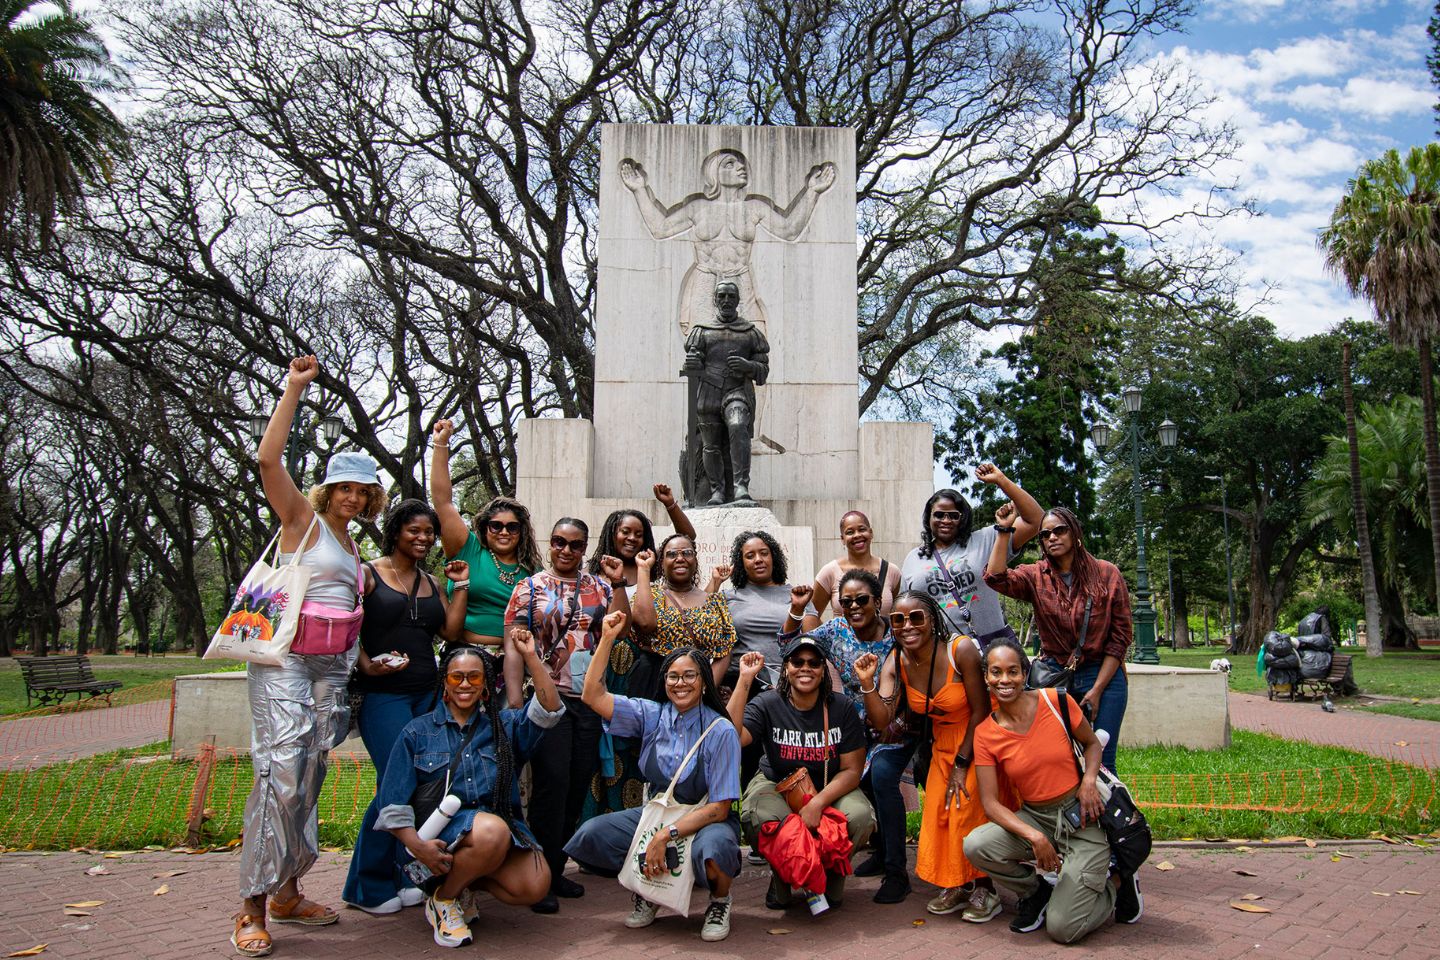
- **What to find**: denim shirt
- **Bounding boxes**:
[375,696,565,830]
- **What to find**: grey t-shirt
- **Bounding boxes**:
[723,583,804,668]
[898,526,1013,638]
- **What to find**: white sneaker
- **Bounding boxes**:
[700,897,731,942]
[425,894,474,948]
[625,893,659,929]
[398,887,424,908]
[345,896,401,915]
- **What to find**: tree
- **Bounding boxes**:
[1341,340,1385,657]
[0,0,127,245]
[1429,2,1439,136]
[1320,144,1440,644]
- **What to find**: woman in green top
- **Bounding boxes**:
[431,420,544,646]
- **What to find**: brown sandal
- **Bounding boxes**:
[231,914,273,957]
[268,891,339,926]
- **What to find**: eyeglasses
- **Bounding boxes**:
[838,595,873,609]
[787,656,825,669]
[1037,524,1071,541]
[487,520,522,535]
[931,510,962,522]
[550,535,588,553]
[444,670,485,687]
[664,670,701,685]
[888,610,929,629]
[664,548,697,560]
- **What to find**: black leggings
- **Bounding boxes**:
[527,694,603,879]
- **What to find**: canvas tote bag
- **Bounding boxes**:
[618,717,727,917]
[204,515,318,666]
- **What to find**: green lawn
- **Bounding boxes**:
[1361,702,1440,723]
[0,655,241,717]
[1156,647,1440,701]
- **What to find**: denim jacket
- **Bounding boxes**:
[375,696,565,831]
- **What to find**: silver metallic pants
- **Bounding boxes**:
[238,647,357,898]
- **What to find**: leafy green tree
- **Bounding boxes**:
[0,0,127,245]
[1309,395,1432,649]
[1340,339,1385,657]
[1430,2,1439,135]
[1320,144,1440,636]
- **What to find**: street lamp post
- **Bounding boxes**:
[1204,473,1236,649]
[247,411,345,484]
[1090,385,1177,666]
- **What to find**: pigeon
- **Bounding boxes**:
[1321,699,1335,713]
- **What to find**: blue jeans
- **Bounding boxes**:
[342,688,435,907]
[1067,661,1127,773]
[863,737,917,878]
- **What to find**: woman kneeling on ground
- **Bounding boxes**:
[962,638,1142,943]
[566,611,742,942]
[376,639,563,948]
[727,638,873,911]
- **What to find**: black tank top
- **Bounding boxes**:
[355,563,443,694]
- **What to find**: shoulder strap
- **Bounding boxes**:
[1051,690,1084,781]
[443,719,482,794]
[822,699,831,790]
[1068,597,1094,668]
[281,513,322,569]
[878,559,890,592]
[659,717,728,802]
[931,548,971,614]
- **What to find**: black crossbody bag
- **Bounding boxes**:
[1054,690,1152,876]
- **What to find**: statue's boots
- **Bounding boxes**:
[700,420,728,505]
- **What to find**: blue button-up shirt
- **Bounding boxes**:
[375,696,565,831]
[605,696,740,803]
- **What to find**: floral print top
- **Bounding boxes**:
[646,585,737,662]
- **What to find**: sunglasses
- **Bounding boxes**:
[487,520,522,535]
[888,610,929,629]
[550,535,589,553]
[1038,524,1071,541]
[787,655,825,669]
[931,510,962,522]
[838,595,873,609]
[444,670,485,687]
[664,670,701,685]
[664,548,697,560]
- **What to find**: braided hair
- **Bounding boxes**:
[1042,506,1099,598]
[917,488,974,558]
[587,508,656,575]
[655,646,727,714]
[438,646,529,849]
[775,637,834,705]
[728,530,788,589]
[891,589,948,738]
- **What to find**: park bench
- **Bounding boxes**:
[1297,653,1354,702]
[17,655,123,709]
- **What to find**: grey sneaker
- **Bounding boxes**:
[700,897,732,942]
[926,884,969,915]
[625,893,659,929]
[961,885,1001,923]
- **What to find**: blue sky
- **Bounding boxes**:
[1142,0,1436,336]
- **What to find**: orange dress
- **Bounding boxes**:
[902,636,990,888]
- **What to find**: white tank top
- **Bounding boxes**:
[279,516,360,609]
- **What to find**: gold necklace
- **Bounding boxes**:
[491,551,521,586]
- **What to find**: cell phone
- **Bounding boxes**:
[375,653,408,668]
[1061,799,1084,830]
[636,844,681,872]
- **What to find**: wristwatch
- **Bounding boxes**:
[668,825,680,842]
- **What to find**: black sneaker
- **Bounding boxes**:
[765,871,792,910]
[825,871,846,907]
[551,875,585,899]
[873,873,912,904]
[530,892,559,914]
[1009,879,1052,933]
[1115,872,1143,924]
[852,854,885,878]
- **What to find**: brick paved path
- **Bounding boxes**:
[0,700,172,770]
[1,845,1434,960]
[1229,693,1440,768]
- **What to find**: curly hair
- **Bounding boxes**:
[380,498,440,556]
[308,481,389,524]
[655,646,727,714]
[775,637,834,706]
[917,488,973,559]
[588,508,656,575]
[657,532,700,590]
[728,530,788,589]
[475,495,543,573]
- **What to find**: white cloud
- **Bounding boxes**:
[1284,75,1435,119]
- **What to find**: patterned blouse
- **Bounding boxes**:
[646,584,737,662]
[779,618,893,724]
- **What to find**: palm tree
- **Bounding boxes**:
[1320,143,1440,639]
[1340,340,1385,657]
[0,0,127,246]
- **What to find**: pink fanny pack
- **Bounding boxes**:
[292,600,364,655]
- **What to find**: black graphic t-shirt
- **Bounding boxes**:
[743,690,867,786]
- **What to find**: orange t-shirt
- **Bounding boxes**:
[973,689,1083,804]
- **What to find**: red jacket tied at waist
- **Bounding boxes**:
[756,809,853,894]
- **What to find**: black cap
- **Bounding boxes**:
[779,634,827,661]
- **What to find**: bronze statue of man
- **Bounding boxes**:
[681,281,769,505]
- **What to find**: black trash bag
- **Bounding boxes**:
[1266,666,1300,687]
[1298,649,1332,679]
[1295,633,1332,653]
[1298,610,1333,640]
[1266,652,1301,671]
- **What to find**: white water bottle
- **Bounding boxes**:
[418,794,461,842]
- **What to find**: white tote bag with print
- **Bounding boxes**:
[204,517,317,666]
[618,718,727,917]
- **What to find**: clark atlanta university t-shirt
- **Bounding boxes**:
[743,690,867,786]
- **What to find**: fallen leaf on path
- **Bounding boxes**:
[83,866,109,876]
[6,946,47,957]
[1235,845,1254,852]
[219,838,242,850]
[1305,839,1317,848]
[1330,852,1355,860]
[1229,901,1272,913]
[1239,893,1264,901]
[1234,869,1259,877]
[102,852,129,859]
[911,919,926,926]
[63,901,105,909]
[1397,890,1422,896]
[767,928,791,935]
[1372,891,1391,897]
[153,884,169,896]
[1375,835,1401,845]
[143,845,164,851]
[319,845,343,853]
[1154,861,1175,871]
[152,870,187,879]
[62,909,91,917]
[1395,741,1409,747]
[1274,836,1306,842]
